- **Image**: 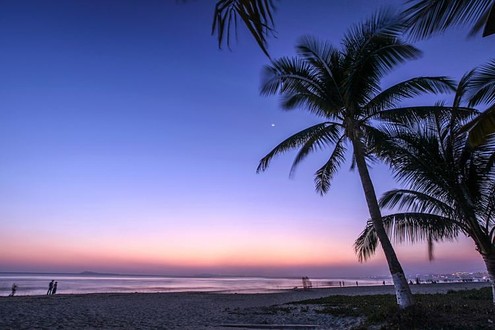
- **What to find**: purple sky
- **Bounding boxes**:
[0,0,493,277]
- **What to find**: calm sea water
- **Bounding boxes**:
[0,273,386,296]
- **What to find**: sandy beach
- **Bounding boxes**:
[0,282,490,329]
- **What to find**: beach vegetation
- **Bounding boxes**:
[354,71,495,304]
[256,9,455,309]
[297,287,495,329]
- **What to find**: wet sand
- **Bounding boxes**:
[0,282,490,329]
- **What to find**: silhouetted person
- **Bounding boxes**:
[356,281,358,286]
[382,280,386,285]
[52,282,58,295]
[47,280,54,295]
[301,276,312,289]
[9,283,17,296]
[301,277,307,289]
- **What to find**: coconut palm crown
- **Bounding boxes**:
[256,10,455,308]
[354,72,495,304]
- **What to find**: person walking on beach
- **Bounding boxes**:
[52,281,58,295]
[47,280,54,295]
[9,283,17,296]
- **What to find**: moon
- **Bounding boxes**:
[271,123,276,127]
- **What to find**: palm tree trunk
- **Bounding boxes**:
[482,253,495,305]
[351,137,414,309]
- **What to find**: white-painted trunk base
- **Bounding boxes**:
[482,254,495,305]
[488,274,495,305]
[392,272,414,308]
[491,283,495,305]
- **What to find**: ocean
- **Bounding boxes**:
[0,273,387,296]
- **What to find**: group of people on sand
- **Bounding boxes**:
[8,280,58,296]
[47,280,58,295]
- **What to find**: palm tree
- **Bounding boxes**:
[256,10,455,309]
[402,0,495,39]
[354,73,495,304]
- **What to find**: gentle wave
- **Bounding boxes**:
[0,273,386,296]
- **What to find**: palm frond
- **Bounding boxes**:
[290,123,343,177]
[212,0,276,57]
[261,57,323,94]
[314,135,347,194]
[359,124,392,159]
[377,105,476,127]
[280,92,331,116]
[343,9,423,106]
[344,7,407,51]
[469,59,495,106]
[354,212,459,262]
[354,219,378,262]
[296,36,346,107]
[364,77,455,116]
[453,69,477,108]
[479,176,495,229]
[462,103,495,147]
[296,36,340,77]
[349,45,422,107]
[382,213,460,244]
[482,3,495,36]
[380,189,455,217]
[257,122,331,173]
[484,138,495,173]
[402,0,493,40]
[261,56,343,118]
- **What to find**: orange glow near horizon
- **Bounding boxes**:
[0,224,360,272]
[0,223,484,276]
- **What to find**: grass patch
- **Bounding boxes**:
[295,287,494,329]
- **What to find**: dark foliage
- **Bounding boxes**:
[297,288,495,329]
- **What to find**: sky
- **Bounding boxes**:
[0,0,493,278]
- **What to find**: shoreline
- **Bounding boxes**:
[1,282,490,329]
[3,280,490,298]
